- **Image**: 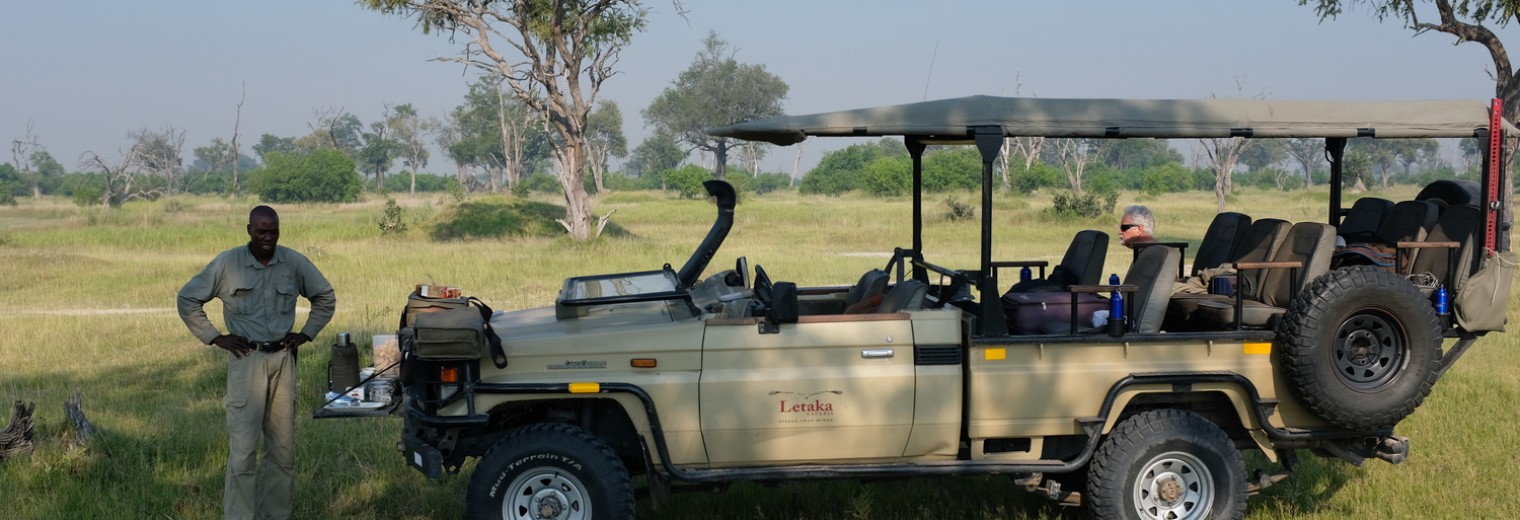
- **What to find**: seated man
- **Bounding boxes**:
[1119,205,1157,248]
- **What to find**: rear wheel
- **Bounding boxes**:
[1086,409,1247,520]
[465,422,634,520]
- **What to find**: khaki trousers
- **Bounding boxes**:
[223,349,296,520]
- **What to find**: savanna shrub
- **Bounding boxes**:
[248,149,362,203]
[663,165,711,199]
[944,195,975,222]
[379,199,407,235]
[1050,190,1118,218]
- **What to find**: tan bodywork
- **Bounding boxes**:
[440,291,1303,467]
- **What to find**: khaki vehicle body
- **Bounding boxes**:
[395,97,1515,519]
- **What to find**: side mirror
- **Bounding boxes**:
[760,282,799,333]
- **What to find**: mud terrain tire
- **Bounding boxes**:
[1277,266,1443,431]
[1087,409,1247,520]
[465,422,634,520]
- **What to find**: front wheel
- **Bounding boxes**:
[465,423,634,520]
[1086,409,1247,520]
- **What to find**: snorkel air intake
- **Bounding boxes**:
[676,180,736,289]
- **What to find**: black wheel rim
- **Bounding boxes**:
[1331,308,1408,391]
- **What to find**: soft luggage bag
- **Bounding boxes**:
[1002,291,1107,334]
[401,293,470,327]
[412,306,486,360]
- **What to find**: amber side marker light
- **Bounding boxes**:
[631,358,657,368]
[569,382,601,394]
[439,366,460,383]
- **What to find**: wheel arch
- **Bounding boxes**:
[1102,381,1277,462]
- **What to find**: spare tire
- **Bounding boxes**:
[1276,267,1443,431]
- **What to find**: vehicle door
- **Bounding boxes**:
[699,314,916,465]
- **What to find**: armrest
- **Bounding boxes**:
[1068,284,1139,294]
[1234,260,1302,271]
[1134,241,1189,249]
[1395,241,1461,250]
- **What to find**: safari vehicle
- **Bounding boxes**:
[394,97,1515,519]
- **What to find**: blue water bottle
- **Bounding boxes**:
[1107,273,1125,336]
[1019,266,1032,283]
[1434,285,1450,328]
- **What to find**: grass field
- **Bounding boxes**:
[1,186,1516,519]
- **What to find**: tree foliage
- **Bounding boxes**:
[624,131,684,179]
[248,149,362,203]
[643,31,788,180]
[801,138,906,195]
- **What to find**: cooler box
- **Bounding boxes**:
[1001,291,1108,334]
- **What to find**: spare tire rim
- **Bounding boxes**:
[1332,308,1408,391]
[505,467,590,520]
[1133,451,1214,520]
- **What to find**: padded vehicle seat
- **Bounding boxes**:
[1166,218,1291,327]
[1007,230,1108,293]
[878,280,928,313]
[1338,197,1394,244]
[1406,204,1482,286]
[1191,212,1251,276]
[1128,245,1182,333]
[1195,222,1335,328]
[1333,200,1439,271]
[846,269,890,307]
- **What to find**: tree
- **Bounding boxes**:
[298,108,363,157]
[624,131,684,180]
[1391,137,1441,180]
[129,125,186,197]
[362,0,649,240]
[584,99,628,193]
[1049,138,1097,195]
[358,105,399,191]
[390,103,436,195]
[253,134,297,161]
[801,138,906,195]
[1199,134,1252,211]
[1239,138,1288,174]
[1285,137,1324,188]
[10,121,44,199]
[643,31,788,181]
[1096,139,1185,171]
[1306,0,1519,217]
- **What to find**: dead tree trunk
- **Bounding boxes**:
[0,400,35,461]
[64,390,98,452]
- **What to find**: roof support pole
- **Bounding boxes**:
[974,127,1008,337]
[1325,138,1347,227]
[907,138,927,258]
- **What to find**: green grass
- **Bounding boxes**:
[0,187,1515,519]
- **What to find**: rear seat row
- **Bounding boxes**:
[997,184,1483,334]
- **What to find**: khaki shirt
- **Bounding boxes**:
[177,244,336,344]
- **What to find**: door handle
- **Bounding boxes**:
[861,349,894,359]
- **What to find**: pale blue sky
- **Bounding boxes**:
[0,1,1506,173]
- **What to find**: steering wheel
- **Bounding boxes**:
[917,259,974,309]
[753,264,774,305]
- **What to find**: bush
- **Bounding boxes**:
[1050,190,1118,218]
[662,165,711,199]
[1140,163,1194,196]
[944,195,975,222]
[247,150,362,203]
[863,156,910,197]
[430,198,627,240]
[379,199,407,235]
[519,171,562,194]
[922,148,981,192]
[1008,163,1062,193]
[383,172,459,193]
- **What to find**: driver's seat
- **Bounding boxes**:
[846,269,890,308]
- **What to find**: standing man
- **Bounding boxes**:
[1119,205,1158,248]
[177,205,336,520]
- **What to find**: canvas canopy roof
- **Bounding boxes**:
[708,95,1516,145]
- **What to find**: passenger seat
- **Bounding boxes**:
[1006,230,1108,293]
[1194,222,1335,328]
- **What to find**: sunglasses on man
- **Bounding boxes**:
[1120,224,1140,232]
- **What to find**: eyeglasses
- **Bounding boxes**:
[1120,224,1139,232]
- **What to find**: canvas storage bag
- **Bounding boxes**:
[1455,250,1516,333]
[412,306,487,360]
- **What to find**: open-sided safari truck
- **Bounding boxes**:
[392,97,1515,520]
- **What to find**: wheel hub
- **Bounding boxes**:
[1333,311,1407,390]
[533,492,566,519]
[1134,452,1213,520]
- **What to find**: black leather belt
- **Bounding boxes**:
[253,341,285,353]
